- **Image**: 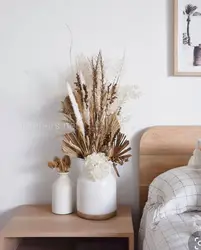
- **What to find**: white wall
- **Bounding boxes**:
[1,0,201,227]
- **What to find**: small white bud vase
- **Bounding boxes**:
[52,173,73,215]
[77,155,117,220]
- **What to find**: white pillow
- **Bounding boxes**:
[188,149,201,167]
[147,166,201,222]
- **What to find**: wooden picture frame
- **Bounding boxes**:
[174,0,201,76]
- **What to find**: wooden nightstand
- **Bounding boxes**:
[0,205,134,250]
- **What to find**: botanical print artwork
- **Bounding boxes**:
[183,3,201,65]
[175,0,201,75]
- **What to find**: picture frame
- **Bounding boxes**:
[174,0,201,76]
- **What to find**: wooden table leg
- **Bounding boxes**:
[128,234,134,250]
[0,235,3,250]
[0,237,21,250]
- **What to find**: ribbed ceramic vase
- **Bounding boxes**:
[52,173,73,215]
[77,161,117,220]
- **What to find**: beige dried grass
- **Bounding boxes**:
[61,52,131,175]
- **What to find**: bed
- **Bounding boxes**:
[139,126,201,250]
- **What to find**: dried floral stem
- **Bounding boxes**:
[61,52,132,173]
[113,163,120,177]
[48,156,71,173]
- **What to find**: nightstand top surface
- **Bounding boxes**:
[2,205,133,237]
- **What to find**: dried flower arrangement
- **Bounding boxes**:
[48,155,71,173]
[61,52,139,177]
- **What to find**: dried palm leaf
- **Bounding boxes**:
[59,52,132,173]
[66,82,85,136]
[109,132,132,165]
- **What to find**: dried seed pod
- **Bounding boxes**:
[47,155,71,173]
[63,155,71,167]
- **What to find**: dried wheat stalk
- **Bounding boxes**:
[62,52,131,175]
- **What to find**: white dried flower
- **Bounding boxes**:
[117,85,141,107]
[84,152,113,181]
[107,85,141,116]
[115,85,141,134]
[117,113,132,136]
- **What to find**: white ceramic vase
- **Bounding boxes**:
[77,163,117,220]
[52,173,73,215]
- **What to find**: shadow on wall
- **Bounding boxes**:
[116,128,147,231]
[15,61,97,208]
[132,129,147,233]
[0,97,83,229]
[0,71,69,229]
[22,98,63,205]
[115,128,147,249]
[0,208,16,231]
[23,100,83,205]
[0,61,95,228]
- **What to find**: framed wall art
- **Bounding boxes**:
[174,0,201,76]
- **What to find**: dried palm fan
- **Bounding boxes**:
[61,51,132,176]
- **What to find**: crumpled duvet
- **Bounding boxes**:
[139,203,201,250]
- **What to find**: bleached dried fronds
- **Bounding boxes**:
[66,82,85,136]
[61,52,134,174]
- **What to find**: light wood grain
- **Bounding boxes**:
[140,155,191,185]
[140,126,201,155]
[174,0,179,75]
[140,126,201,210]
[77,210,116,220]
[2,205,133,238]
[0,237,20,250]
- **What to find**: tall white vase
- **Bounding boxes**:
[77,165,117,220]
[52,173,73,215]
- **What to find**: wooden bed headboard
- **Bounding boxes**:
[139,126,201,210]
